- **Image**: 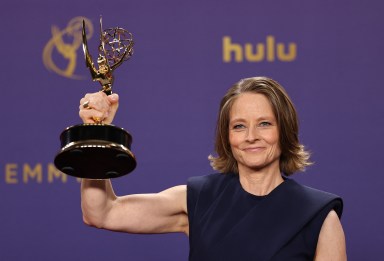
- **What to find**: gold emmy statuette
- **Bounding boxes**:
[54,17,136,179]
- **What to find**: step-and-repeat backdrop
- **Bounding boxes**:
[1,0,383,260]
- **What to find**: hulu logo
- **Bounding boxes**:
[223,36,297,63]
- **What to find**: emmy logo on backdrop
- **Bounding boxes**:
[54,17,137,179]
[43,17,94,79]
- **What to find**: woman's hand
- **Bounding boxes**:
[79,92,119,124]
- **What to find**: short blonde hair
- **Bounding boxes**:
[208,76,312,176]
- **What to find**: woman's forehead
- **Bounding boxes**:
[230,93,275,117]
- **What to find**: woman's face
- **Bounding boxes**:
[229,93,281,174]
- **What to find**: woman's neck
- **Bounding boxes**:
[238,167,284,196]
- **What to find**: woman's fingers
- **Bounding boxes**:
[79,92,115,124]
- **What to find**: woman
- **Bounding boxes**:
[79,76,346,260]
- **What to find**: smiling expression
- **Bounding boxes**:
[229,93,281,174]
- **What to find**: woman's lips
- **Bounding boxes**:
[243,146,265,152]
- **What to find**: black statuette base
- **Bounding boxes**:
[54,124,136,179]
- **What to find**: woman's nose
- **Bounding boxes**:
[246,125,259,142]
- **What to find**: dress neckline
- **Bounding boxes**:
[232,173,288,200]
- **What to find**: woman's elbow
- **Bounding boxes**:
[81,212,106,229]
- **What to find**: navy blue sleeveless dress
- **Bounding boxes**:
[187,173,343,261]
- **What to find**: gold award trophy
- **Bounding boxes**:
[54,17,136,179]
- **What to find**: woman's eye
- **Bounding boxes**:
[233,124,245,129]
[259,121,271,127]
